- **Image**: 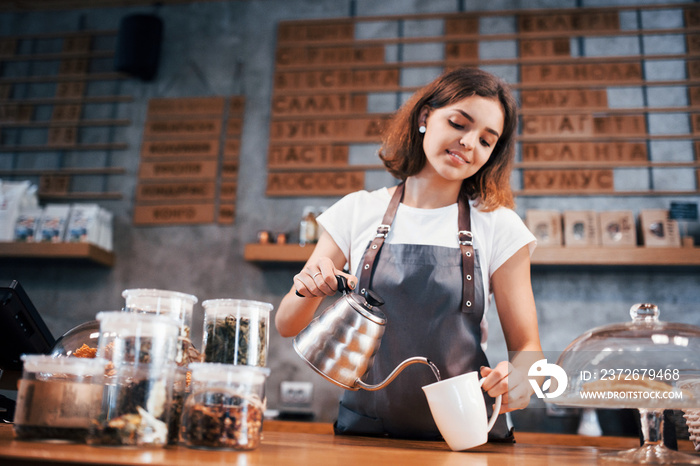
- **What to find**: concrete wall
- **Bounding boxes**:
[2,0,699,431]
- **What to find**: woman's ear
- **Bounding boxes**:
[418,106,430,126]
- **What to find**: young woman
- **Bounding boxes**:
[275,67,543,441]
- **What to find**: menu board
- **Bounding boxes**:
[268,4,700,198]
[0,31,130,200]
[219,97,244,225]
[133,96,243,226]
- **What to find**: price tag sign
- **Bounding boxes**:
[670,202,699,221]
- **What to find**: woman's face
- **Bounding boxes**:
[419,95,504,183]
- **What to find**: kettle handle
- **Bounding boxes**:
[295,275,348,297]
[337,275,384,306]
[296,275,385,307]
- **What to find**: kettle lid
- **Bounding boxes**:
[346,292,386,325]
[334,276,387,324]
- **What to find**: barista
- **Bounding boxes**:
[275,67,543,440]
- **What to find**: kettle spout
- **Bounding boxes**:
[354,357,440,391]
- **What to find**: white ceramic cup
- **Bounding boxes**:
[422,370,502,451]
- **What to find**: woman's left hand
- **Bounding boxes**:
[480,361,533,413]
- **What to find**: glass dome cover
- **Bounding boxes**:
[550,303,700,410]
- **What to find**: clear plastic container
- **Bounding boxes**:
[122,289,199,365]
[167,366,189,446]
[201,299,273,367]
[89,363,178,447]
[182,363,270,450]
[14,355,107,442]
[96,311,180,367]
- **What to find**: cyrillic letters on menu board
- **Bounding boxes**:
[134,96,244,225]
[268,5,700,196]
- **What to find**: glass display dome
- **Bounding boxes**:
[548,303,700,464]
[50,320,100,358]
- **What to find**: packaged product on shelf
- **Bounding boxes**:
[0,180,36,241]
[525,210,562,247]
[36,204,71,243]
[563,210,601,247]
[299,206,318,246]
[98,208,114,252]
[640,209,681,247]
[599,211,637,247]
[14,209,43,242]
[65,204,101,245]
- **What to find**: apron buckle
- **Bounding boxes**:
[458,230,473,246]
[376,224,391,238]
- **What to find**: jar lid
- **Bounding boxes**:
[202,299,273,317]
[189,362,270,385]
[96,311,180,337]
[21,354,108,377]
[121,288,198,316]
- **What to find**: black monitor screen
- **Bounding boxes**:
[0,280,55,371]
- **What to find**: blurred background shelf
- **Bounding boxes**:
[532,246,700,266]
[244,243,700,267]
[0,242,114,267]
[244,243,316,263]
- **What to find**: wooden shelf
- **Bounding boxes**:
[531,246,700,266]
[0,142,128,152]
[0,242,114,267]
[244,243,700,267]
[1,119,131,129]
[244,243,317,263]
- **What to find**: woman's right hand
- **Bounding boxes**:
[275,230,353,337]
[293,256,357,298]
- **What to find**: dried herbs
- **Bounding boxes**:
[182,394,264,450]
[204,315,267,366]
[167,386,186,445]
[92,377,170,446]
[97,407,168,446]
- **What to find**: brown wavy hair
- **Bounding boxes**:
[379,67,518,211]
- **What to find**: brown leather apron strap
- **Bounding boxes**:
[358,182,405,294]
[458,196,476,313]
[359,183,476,314]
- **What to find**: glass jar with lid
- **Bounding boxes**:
[122,288,199,365]
[88,362,179,447]
[96,311,180,367]
[14,355,107,442]
[182,362,270,450]
[548,303,700,464]
[201,299,272,367]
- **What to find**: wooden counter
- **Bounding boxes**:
[0,421,696,465]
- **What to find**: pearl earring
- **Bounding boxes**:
[419,125,426,134]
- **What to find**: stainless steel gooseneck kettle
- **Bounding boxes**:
[293,276,439,391]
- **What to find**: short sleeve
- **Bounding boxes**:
[488,208,537,276]
[316,193,357,259]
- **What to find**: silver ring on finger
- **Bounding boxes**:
[312,272,322,279]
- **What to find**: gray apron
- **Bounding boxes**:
[334,182,513,441]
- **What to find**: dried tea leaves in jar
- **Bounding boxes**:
[183,393,264,450]
[204,314,267,366]
[93,377,170,446]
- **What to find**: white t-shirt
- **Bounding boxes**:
[317,187,537,323]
